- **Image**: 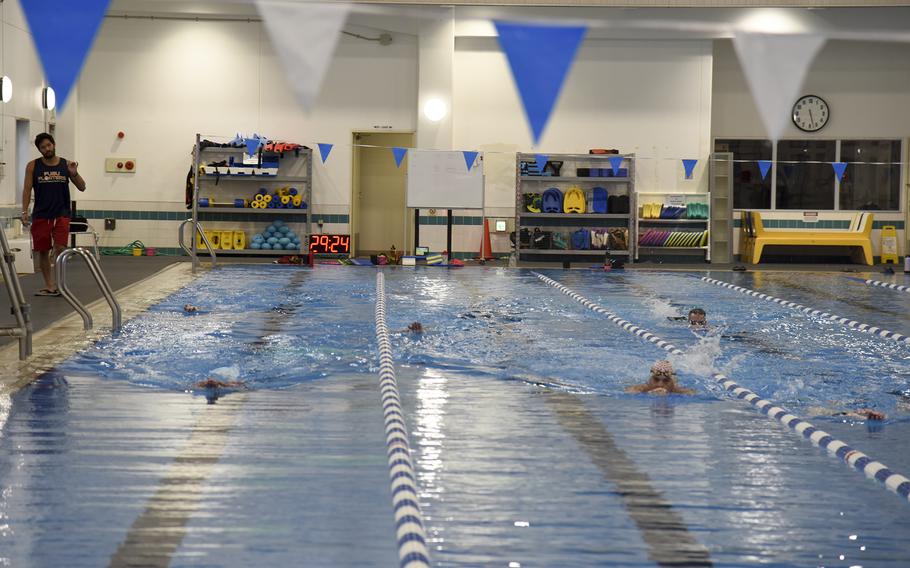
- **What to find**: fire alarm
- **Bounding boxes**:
[124,161,134,170]
[117,131,125,139]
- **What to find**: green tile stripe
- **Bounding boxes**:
[732,218,904,230]
[79,210,349,224]
[418,216,484,226]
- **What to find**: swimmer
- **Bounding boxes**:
[625,360,696,395]
[809,407,886,421]
[195,378,247,390]
[183,304,199,313]
[667,307,707,328]
[396,322,424,334]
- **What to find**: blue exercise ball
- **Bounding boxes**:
[278,237,290,245]
[250,242,262,249]
[285,243,298,250]
[261,242,272,250]
[278,226,290,234]
[267,237,279,245]
[252,235,264,243]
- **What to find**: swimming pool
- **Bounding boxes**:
[0,265,908,567]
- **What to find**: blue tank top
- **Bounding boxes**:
[31,158,71,219]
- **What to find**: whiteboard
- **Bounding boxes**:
[407,150,484,209]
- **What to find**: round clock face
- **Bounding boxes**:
[792,95,829,132]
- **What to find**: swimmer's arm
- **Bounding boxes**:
[625,384,650,393]
[672,387,697,395]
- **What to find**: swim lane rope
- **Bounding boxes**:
[533,272,910,504]
[375,272,431,568]
[702,276,910,345]
[864,278,910,294]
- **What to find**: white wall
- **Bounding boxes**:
[76,17,418,211]
[0,0,54,210]
[713,38,910,139]
[453,38,714,208]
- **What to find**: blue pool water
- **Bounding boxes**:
[1,265,909,567]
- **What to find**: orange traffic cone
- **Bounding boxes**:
[478,219,494,260]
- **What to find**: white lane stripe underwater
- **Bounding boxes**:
[865,278,910,294]
[702,276,910,345]
[532,272,910,504]
[375,272,432,568]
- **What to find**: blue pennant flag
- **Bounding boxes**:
[245,138,261,156]
[463,151,479,171]
[535,154,548,174]
[832,162,847,181]
[494,21,587,145]
[21,0,111,112]
[608,156,623,176]
[318,143,334,163]
[393,147,408,168]
[682,159,698,180]
[758,160,772,180]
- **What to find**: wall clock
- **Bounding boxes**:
[792,95,829,132]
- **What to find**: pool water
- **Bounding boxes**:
[0,265,908,567]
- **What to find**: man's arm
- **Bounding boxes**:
[67,160,86,192]
[21,160,34,223]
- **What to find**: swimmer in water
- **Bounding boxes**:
[809,407,886,421]
[195,378,246,390]
[396,322,424,334]
[625,360,696,395]
[687,308,706,328]
[184,304,199,313]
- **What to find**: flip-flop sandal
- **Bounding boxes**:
[35,288,60,296]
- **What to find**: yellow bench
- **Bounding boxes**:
[740,211,874,265]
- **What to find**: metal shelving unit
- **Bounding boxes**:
[709,152,734,264]
[515,153,636,265]
[635,191,711,262]
[192,133,312,258]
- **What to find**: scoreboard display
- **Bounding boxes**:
[309,234,351,255]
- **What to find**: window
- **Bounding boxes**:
[715,138,901,211]
[715,139,772,209]
[776,140,836,210]
[839,140,901,211]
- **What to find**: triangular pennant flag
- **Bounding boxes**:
[832,162,847,181]
[682,159,698,179]
[392,147,408,168]
[21,0,111,112]
[494,21,587,144]
[732,32,825,140]
[758,160,772,180]
[463,151,479,171]
[245,138,261,156]
[608,156,623,176]
[256,1,350,112]
[318,143,334,163]
[535,154,548,173]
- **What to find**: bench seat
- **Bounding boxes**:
[740,212,874,265]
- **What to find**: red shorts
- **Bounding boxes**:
[30,217,70,252]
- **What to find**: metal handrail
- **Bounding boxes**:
[178,218,216,272]
[56,247,122,333]
[0,227,32,359]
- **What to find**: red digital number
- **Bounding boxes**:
[309,234,350,254]
[339,236,350,253]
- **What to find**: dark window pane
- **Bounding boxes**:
[776,140,836,210]
[839,140,901,211]
[715,139,772,209]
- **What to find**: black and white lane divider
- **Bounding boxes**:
[375,272,431,568]
[702,276,910,345]
[534,272,910,504]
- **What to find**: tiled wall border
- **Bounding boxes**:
[732,218,904,230]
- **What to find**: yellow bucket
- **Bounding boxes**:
[132,247,142,256]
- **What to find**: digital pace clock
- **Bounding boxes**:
[309,234,351,254]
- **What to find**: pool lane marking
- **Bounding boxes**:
[375,273,431,568]
[864,278,910,294]
[108,393,247,568]
[545,391,714,567]
[533,272,910,504]
[701,276,910,345]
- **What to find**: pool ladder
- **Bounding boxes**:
[56,248,122,333]
[178,219,216,272]
[0,228,32,360]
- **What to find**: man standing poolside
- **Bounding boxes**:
[21,133,86,296]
